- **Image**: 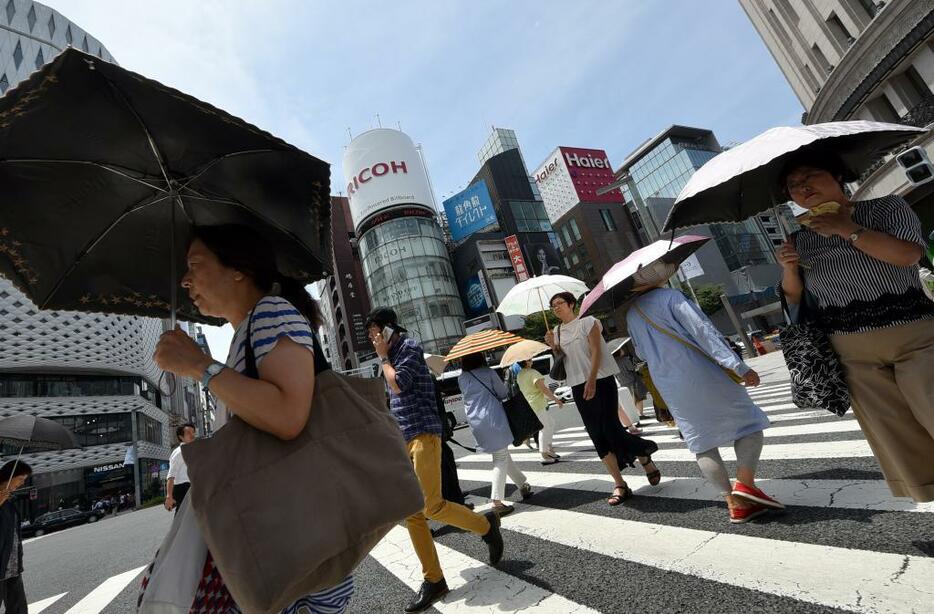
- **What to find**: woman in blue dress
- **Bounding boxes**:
[458,352,533,517]
[625,263,783,523]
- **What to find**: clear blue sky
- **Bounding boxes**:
[47,0,805,356]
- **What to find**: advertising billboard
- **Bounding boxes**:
[342,128,435,232]
[504,235,530,282]
[442,180,498,242]
[464,272,492,317]
[522,241,564,277]
[534,146,623,222]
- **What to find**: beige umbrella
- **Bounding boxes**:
[497,340,550,368]
[424,353,447,377]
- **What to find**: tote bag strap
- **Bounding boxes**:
[633,306,742,384]
[468,371,503,401]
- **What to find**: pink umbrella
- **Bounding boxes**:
[579,235,710,316]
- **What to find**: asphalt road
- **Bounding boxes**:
[21,352,934,614]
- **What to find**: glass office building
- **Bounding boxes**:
[358,215,465,354]
[621,127,774,269]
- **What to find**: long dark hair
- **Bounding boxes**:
[192,225,322,327]
[460,352,487,372]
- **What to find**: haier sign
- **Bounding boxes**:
[442,180,498,242]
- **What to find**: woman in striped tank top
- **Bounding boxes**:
[778,150,934,504]
[154,225,353,613]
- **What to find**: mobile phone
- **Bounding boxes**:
[381,325,396,340]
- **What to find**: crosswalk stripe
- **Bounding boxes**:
[458,439,874,464]
[369,526,600,613]
[455,469,934,513]
[28,592,67,614]
[63,566,146,614]
[496,505,934,613]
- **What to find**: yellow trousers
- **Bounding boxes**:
[405,434,490,582]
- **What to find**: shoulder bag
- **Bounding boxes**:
[633,306,744,385]
[778,281,850,416]
[469,371,543,447]
[181,313,424,613]
[548,324,567,381]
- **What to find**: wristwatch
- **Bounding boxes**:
[380,357,391,365]
[200,360,226,390]
[849,226,867,243]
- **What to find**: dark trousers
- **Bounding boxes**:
[0,575,27,614]
[172,482,191,514]
[439,440,466,505]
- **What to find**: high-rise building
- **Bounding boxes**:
[740,0,934,234]
[0,2,180,520]
[343,129,465,354]
[477,127,543,201]
[316,196,374,372]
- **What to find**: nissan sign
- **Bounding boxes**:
[342,128,435,232]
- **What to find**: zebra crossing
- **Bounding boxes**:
[360,369,934,614]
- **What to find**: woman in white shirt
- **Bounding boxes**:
[545,292,661,505]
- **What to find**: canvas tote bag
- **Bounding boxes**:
[182,317,424,614]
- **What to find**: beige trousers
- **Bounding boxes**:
[831,318,934,502]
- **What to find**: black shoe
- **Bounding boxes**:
[481,511,504,566]
[404,579,449,613]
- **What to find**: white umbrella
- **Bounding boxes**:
[496,274,589,327]
[664,120,925,232]
[496,340,550,368]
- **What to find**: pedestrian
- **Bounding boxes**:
[458,352,534,515]
[545,292,661,505]
[514,361,565,464]
[153,224,354,613]
[433,385,471,509]
[778,150,934,502]
[0,460,31,614]
[165,423,196,514]
[367,307,504,613]
[626,265,781,523]
[612,342,649,421]
[109,495,117,515]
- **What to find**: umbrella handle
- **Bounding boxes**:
[537,289,550,331]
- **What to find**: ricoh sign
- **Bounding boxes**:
[342,129,435,232]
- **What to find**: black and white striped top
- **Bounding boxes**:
[794,195,934,334]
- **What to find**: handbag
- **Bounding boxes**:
[633,306,744,385]
[779,283,850,416]
[137,497,208,613]
[548,324,567,381]
[182,315,425,614]
[469,371,543,447]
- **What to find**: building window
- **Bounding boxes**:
[51,414,133,447]
[47,14,55,36]
[902,65,932,105]
[562,225,573,247]
[35,48,43,70]
[26,4,35,31]
[12,40,22,69]
[865,94,900,123]
[599,209,617,231]
[570,252,580,265]
[82,35,89,53]
[570,218,582,241]
[65,24,73,45]
[137,414,163,446]
[0,373,145,398]
[5,0,14,24]
[826,14,853,49]
[0,74,8,94]
[775,0,799,24]
[857,0,878,19]
[811,44,832,74]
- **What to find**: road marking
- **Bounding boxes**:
[458,439,874,464]
[63,566,146,614]
[497,506,934,614]
[29,592,67,614]
[369,526,600,613]
[456,469,934,513]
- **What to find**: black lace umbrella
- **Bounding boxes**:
[0,48,332,326]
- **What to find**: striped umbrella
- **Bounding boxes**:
[444,329,525,362]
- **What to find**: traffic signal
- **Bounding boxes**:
[895,146,934,187]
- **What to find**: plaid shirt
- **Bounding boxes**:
[386,336,442,442]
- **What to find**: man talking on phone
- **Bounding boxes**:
[366,307,505,613]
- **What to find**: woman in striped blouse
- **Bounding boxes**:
[778,150,934,504]
[154,225,353,613]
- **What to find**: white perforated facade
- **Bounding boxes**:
[0,3,188,517]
